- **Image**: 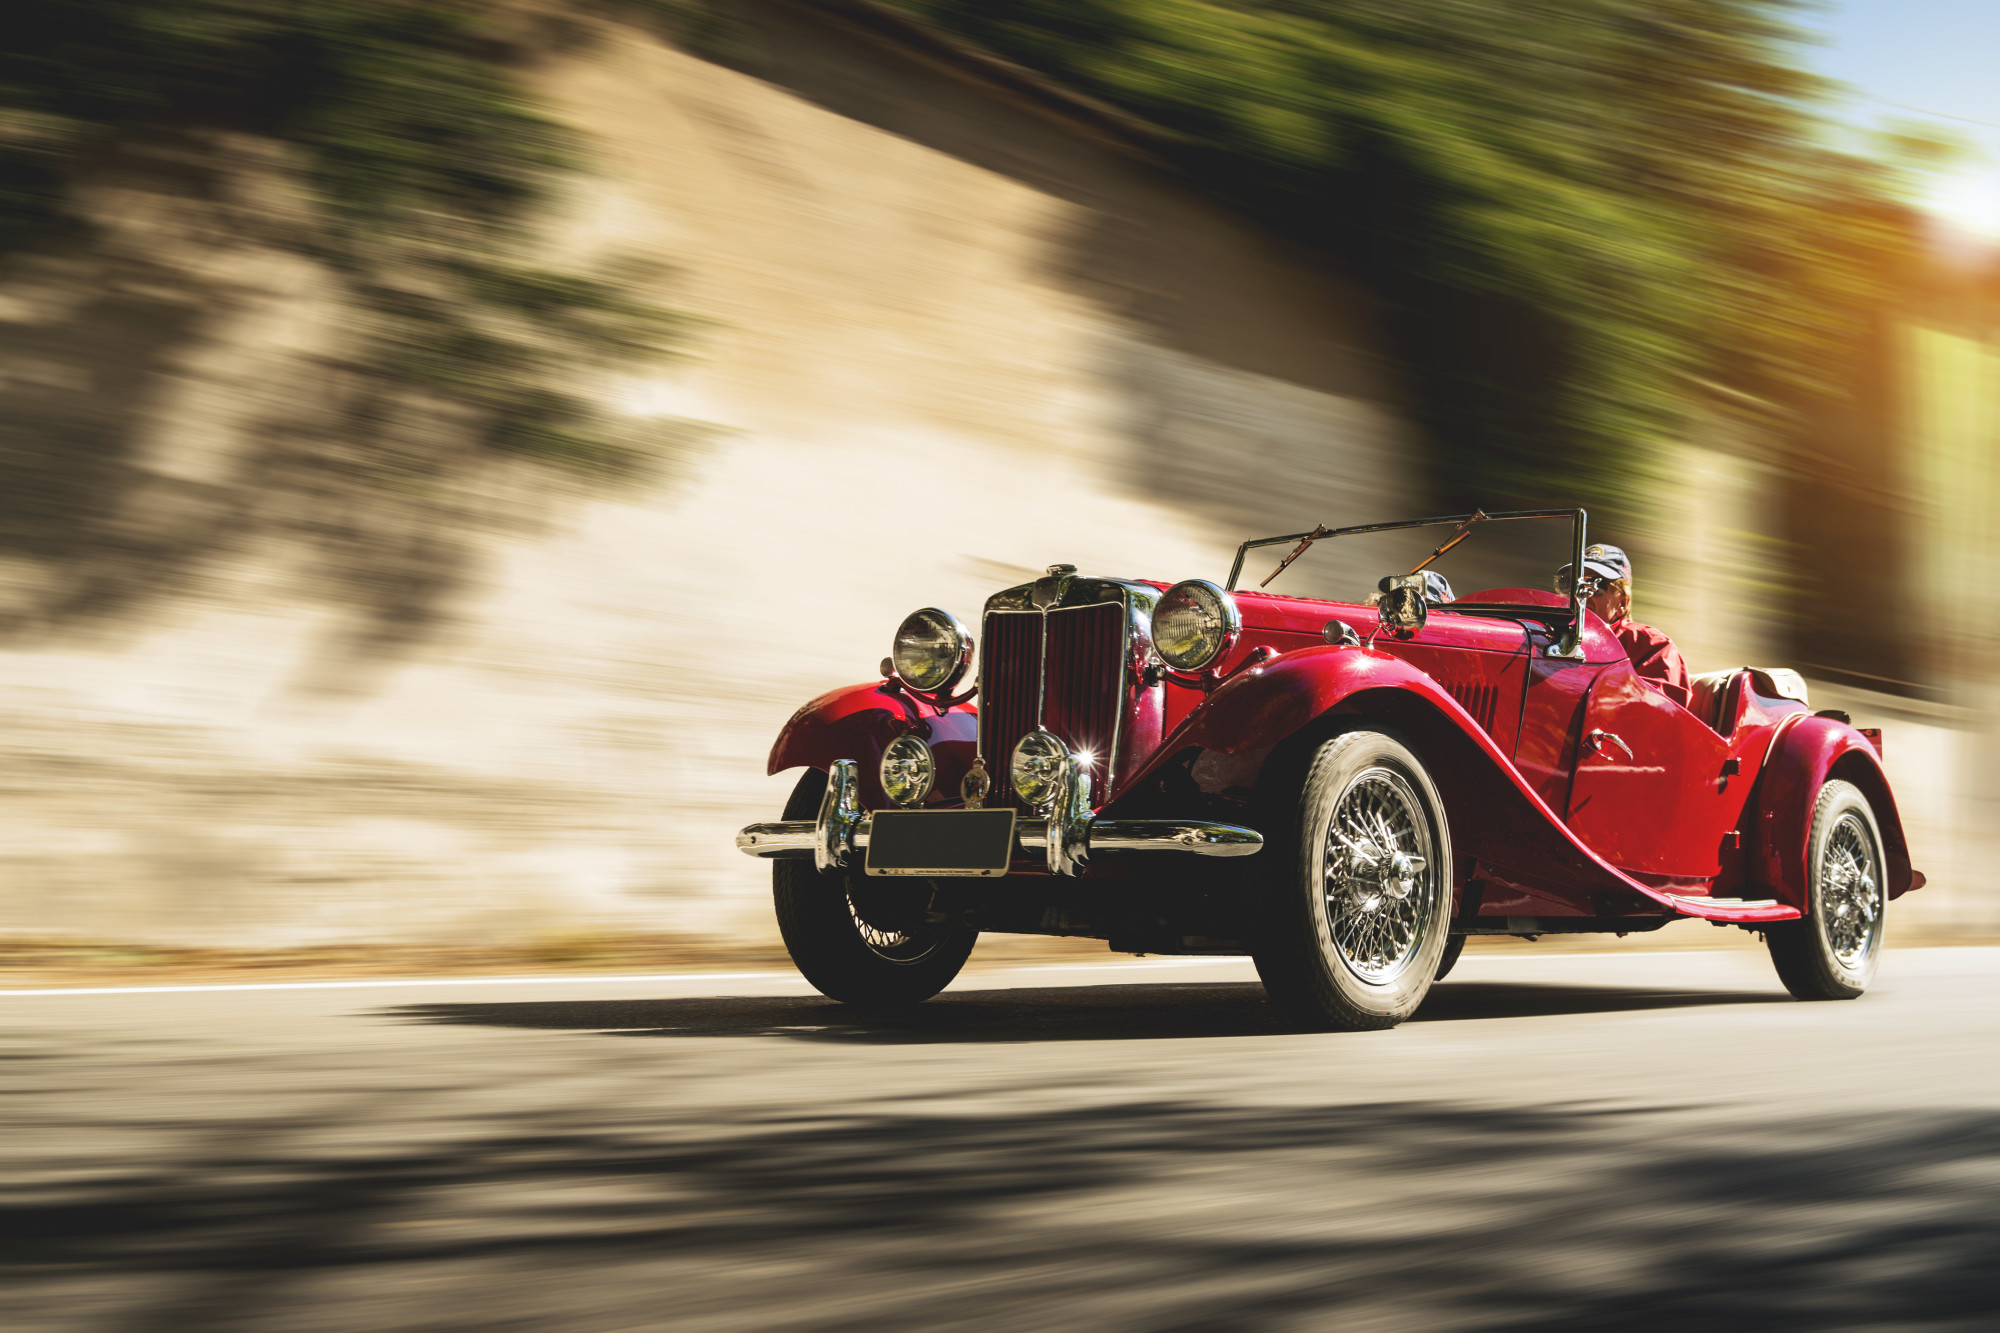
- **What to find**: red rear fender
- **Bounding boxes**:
[767,681,979,810]
[1750,715,1921,906]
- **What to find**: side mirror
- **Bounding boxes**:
[1377,575,1429,640]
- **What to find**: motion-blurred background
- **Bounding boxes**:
[3,0,1995,969]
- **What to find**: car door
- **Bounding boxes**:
[1512,650,1600,814]
[1564,659,1736,878]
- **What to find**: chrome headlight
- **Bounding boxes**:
[891,608,972,693]
[880,733,935,807]
[1152,580,1240,671]
[1009,730,1070,812]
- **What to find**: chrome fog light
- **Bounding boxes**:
[1010,729,1070,812]
[880,733,935,807]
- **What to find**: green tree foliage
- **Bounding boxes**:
[1,0,689,481]
[895,0,1921,510]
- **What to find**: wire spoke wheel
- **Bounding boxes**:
[772,768,977,1006]
[843,879,950,964]
[1818,811,1882,968]
[1767,778,1885,1001]
[1322,768,1437,984]
[1253,729,1451,1031]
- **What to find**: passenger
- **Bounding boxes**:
[1368,570,1454,605]
[1413,570,1455,605]
[1556,544,1692,708]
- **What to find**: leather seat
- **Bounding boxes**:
[1685,668,1811,735]
[1687,670,1742,734]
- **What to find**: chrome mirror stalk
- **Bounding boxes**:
[1546,628,1586,660]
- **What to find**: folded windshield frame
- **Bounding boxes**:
[1223,508,1589,659]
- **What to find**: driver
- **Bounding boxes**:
[1556,544,1692,708]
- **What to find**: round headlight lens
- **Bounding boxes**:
[1009,730,1070,812]
[891,608,971,692]
[880,734,935,807]
[1153,580,1239,671]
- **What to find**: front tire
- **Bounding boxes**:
[772,769,978,1007]
[1253,729,1452,1030]
[1766,779,1885,1000]
[1434,933,1467,982]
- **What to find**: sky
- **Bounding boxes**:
[1799,0,2000,242]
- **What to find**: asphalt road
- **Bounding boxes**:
[7,945,1999,1332]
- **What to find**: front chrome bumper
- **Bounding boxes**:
[736,758,1263,877]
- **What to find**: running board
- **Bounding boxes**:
[1666,895,1802,923]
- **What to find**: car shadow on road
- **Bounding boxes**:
[386,978,1786,1043]
[11,1091,1996,1332]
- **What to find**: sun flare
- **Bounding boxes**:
[1921,163,2000,244]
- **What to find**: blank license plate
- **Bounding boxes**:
[865,809,1018,877]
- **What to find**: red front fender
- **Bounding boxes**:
[1751,714,1922,906]
[1179,645,1479,756]
[767,681,979,810]
[1178,648,1633,910]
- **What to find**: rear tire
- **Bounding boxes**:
[1766,779,1885,1000]
[772,769,978,1007]
[1252,729,1452,1030]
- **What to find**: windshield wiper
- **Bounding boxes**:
[1406,509,1488,578]
[1261,508,1488,590]
[1259,524,1335,588]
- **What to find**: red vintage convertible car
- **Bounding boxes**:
[737,510,1922,1030]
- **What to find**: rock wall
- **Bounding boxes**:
[0,5,1416,946]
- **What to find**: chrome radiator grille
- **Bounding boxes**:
[980,602,1126,808]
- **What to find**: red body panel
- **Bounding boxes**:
[765,579,1918,929]
[1750,714,1922,906]
[1514,651,1595,810]
[1567,660,1739,878]
[767,681,978,810]
[1163,588,1549,755]
[1122,645,1801,922]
